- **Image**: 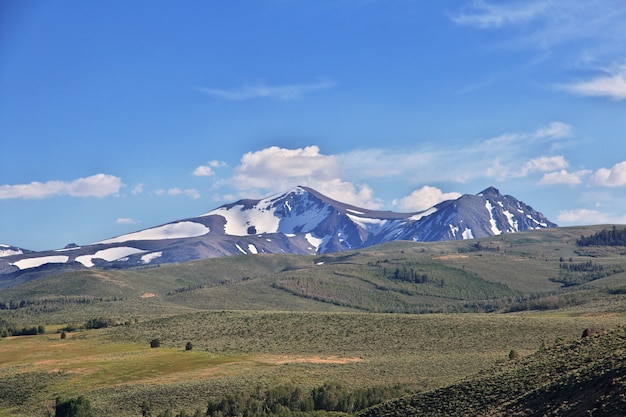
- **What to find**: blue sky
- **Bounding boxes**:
[2,0,626,250]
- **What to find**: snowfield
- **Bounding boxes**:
[97,221,210,244]
[11,255,69,270]
[76,247,146,267]
[0,248,23,257]
[141,252,162,264]
[207,206,280,236]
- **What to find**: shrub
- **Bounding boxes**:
[55,395,93,417]
[150,338,161,348]
[185,342,193,351]
[508,350,520,360]
[60,332,67,340]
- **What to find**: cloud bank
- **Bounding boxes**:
[0,174,123,199]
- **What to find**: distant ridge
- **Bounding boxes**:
[0,186,556,286]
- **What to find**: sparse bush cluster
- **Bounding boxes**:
[167,284,203,296]
[550,261,624,287]
[0,318,45,338]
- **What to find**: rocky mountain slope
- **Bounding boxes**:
[0,186,556,286]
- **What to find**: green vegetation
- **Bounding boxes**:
[1,225,626,416]
[0,317,46,337]
[55,395,94,417]
[359,326,626,417]
[577,225,626,247]
[203,383,411,416]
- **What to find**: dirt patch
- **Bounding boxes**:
[140,292,157,298]
[261,355,364,365]
[434,255,469,260]
[88,271,130,287]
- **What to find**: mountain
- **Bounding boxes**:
[0,186,556,287]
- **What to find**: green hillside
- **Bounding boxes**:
[359,325,626,417]
[3,225,626,322]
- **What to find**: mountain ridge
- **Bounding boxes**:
[0,185,556,287]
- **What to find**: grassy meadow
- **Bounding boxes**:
[1,225,626,416]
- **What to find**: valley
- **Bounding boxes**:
[1,225,626,416]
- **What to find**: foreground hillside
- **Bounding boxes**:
[359,325,626,417]
[1,312,623,416]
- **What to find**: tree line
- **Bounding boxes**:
[0,317,45,338]
[204,382,410,417]
[577,226,626,247]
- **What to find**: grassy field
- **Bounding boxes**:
[1,225,626,416]
[1,311,624,416]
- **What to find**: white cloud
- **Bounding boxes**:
[193,165,215,176]
[193,160,227,176]
[538,169,591,186]
[519,156,569,177]
[226,145,381,208]
[394,186,461,212]
[532,122,573,140]
[591,161,626,186]
[200,79,335,101]
[208,160,227,168]
[155,188,201,199]
[451,1,626,50]
[557,208,626,225]
[0,174,123,200]
[131,183,144,195]
[116,218,140,225]
[451,1,548,29]
[231,146,339,189]
[561,67,626,101]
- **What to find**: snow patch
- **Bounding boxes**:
[485,201,502,235]
[248,244,258,254]
[11,255,69,270]
[208,205,280,236]
[305,233,324,251]
[409,207,437,221]
[97,221,209,244]
[141,252,162,264]
[76,247,146,267]
[235,244,247,254]
[462,228,474,240]
[449,224,459,237]
[503,210,518,231]
[346,213,388,234]
[346,208,364,215]
[0,248,23,257]
[527,215,548,228]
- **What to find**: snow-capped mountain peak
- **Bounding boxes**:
[0,186,557,285]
